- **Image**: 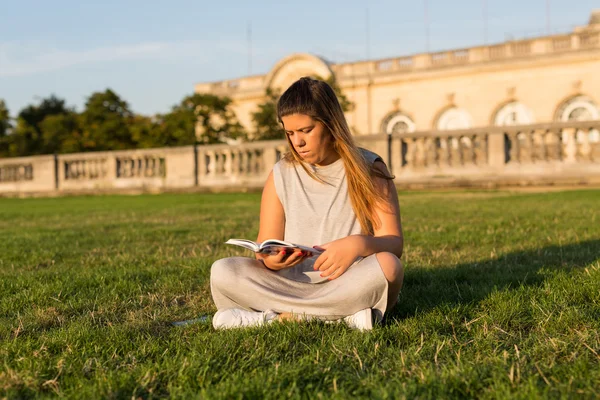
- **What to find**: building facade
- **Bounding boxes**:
[195,10,600,138]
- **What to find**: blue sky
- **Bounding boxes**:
[1,0,598,117]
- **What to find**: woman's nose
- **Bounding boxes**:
[292,136,305,147]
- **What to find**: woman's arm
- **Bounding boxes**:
[357,160,403,258]
[255,170,306,270]
[256,170,285,244]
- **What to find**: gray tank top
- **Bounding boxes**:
[272,148,382,283]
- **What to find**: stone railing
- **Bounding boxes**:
[197,141,288,188]
[374,120,600,185]
[335,29,600,79]
[1,121,599,196]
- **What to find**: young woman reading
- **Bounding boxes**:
[210,77,404,330]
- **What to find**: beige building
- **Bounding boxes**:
[2,11,600,196]
[195,10,600,138]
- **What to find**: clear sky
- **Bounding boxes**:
[1,0,598,117]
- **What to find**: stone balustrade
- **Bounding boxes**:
[197,141,288,188]
[1,121,599,196]
[338,29,600,79]
[196,27,600,95]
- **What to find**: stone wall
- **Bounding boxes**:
[1,120,599,196]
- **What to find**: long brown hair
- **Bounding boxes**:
[277,77,393,235]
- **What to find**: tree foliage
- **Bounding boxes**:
[7,95,72,156]
[171,93,246,145]
[0,100,10,138]
[80,89,135,151]
[0,78,351,157]
[0,100,11,156]
[251,88,282,141]
[0,90,247,158]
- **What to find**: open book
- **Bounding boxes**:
[225,238,323,256]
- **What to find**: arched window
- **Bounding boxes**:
[382,112,416,135]
[494,101,535,126]
[556,95,600,144]
[436,107,473,130]
[556,95,600,122]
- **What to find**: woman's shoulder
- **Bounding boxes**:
[274,156,295,171]
[273,156,299,180]
[358,148,383,165]
[357,148,393,179]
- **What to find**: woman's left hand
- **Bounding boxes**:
[313,235,365,280]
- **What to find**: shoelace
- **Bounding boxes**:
[234,310,267,325]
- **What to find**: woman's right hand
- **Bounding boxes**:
[258,249,308,271]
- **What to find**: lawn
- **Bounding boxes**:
[0,189,599,399]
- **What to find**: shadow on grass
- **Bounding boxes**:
[389,239,600,321]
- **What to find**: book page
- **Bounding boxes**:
[225,239,260,252]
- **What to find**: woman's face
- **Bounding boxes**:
[281,113,339,166]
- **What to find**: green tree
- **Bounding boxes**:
[9,95,71,156]
[167,93,246,145]
[251,88,281,141]
[0,100,10,137]
[0,100,11,156]
[251,75,354,141]
[80,89,135,151]
[40,112,82,154]
[130,115,164,149]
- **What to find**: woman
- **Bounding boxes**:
[210,77,404,330]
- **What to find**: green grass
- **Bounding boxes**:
[1,189,599,399]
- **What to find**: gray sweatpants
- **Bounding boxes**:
[210,254,389,321]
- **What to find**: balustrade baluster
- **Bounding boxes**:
[437,138,449,167]
[562,128,577,163]
[424,138,436,167]
[241,151,249,175]
[256,150,265,173]
[507,133,519,164]
[544,130,560,161]
[207,152,216,176]
[217,152,226,175]
[473,135,485,165]
[578,128,592,162]
[532,129,547,162]
[450,137,461,167]
[415,138,425,168]
[404,138,415,168]
[248,151,257,174]
[232,151,240,175]
[463,136,475,165]
[521,131,533,164]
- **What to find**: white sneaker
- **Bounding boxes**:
[343,308,373,331]
[212,308,278,329]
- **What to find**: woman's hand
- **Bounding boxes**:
[258,249,308,271]
[313,236,366,280]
